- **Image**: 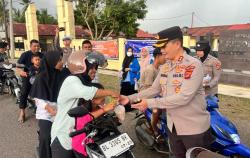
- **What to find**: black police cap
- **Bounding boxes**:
[153,26,183,48]
[195,40,210,51]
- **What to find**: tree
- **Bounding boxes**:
[74,0,147,40]
[13,8,57,24]
[13,8,25,23]
[0,0,9,41]
[36,9,57,24]
[19,0,33,13]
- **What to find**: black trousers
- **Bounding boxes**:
[51,138,86,158]
[38,120,52,158]
[167,126,215,158]
[19,77,31,109]
[120,82,137,112]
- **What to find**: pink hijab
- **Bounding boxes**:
[140,47,151,75]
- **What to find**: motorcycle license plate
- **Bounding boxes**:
[99,133,134,158]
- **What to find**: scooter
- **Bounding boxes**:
[207,95,250,158]
[0,63,23,102]
[1,63,36,109]
[68,106,135,158]
[135,109,170,154]
[134,96,250,158]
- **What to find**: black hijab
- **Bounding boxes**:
[200,46,210,63]
[30,50,62,102]
[122,47,134,79]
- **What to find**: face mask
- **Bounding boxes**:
[127,51,132,57]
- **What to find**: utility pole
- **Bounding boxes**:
[191,12,194,28]
[9,0,15,59]
[3,0,9,42]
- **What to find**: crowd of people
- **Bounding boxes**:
[0,25,222,158]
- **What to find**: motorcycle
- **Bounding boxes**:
[134,109,170,155]
[68,106,135,158]
[0,63,23,103]
[134,96,250,158]
[207,95,250,158]
[0,63,36,109]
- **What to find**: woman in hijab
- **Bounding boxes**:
[140,47,153,75]
[30,50,63,158]
[195,40,222,97]
[120,47,140,112]
[50,52,118,158]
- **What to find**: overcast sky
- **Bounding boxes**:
[14,0,250,33]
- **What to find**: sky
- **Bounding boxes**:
[14,0,250,33]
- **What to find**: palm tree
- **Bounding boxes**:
[0,0,9,41]
[19,0,33,13]
[37,9,57,24]
[13,8,25,23]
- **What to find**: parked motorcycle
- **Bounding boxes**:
[68,106,135,158]
[134,109,170,155]
[0,63,36,109]
[0,63,23,103]
[134,96,250,158]
[207,95,250,158]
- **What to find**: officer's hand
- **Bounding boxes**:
[131,99,148,112]
[20,71,27,77]
[119,95,130,105]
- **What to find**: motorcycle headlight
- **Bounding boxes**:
[215,125,240,144]
[230,134,240,144]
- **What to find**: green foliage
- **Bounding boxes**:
[13,8,25,23]
[74,0,147,40]
[36,9,57,24]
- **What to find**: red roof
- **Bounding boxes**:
[13,23,250,39]
[13,23,89,38]
[136,29,156,38]
[187,23,250,37]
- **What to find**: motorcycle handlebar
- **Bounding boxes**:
[69,124,95,138]
[69,128,88,138]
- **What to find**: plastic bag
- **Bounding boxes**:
[134,79,139,91]
[114,105,125,122]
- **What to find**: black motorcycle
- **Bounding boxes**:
[0,63,36,108]
[68,106,135,158]
[0,63,22,102]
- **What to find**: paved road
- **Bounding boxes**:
[1,94,250,158]
[0,95,166,158]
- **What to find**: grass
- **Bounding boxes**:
[99,73,250,118]
[99,73,121,93]
[218,94,250,119]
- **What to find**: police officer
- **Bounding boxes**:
[195,40,222,96]
[119,26,214,158]
[54,27,73,67]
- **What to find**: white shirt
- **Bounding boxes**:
[51,76,98,150]
[34,98,57,122]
